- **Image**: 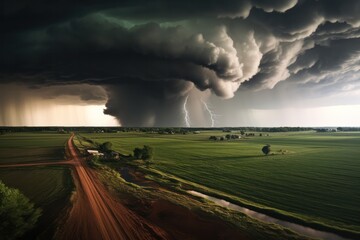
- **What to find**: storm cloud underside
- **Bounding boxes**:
[1,0,360,126]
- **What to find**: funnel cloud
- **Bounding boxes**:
[1,0,360,126]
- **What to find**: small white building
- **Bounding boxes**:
[87,149,104,156]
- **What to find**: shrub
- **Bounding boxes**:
[133,145,154,161]
[262,144,271,155]
[100,142,112,152]
[0,181,41,240]
[142,145,154,161]
[133,147,143,159]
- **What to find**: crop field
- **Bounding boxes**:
[0,132,74,238]
[83,131,360,236]
[0,167,72,206]
[0,132,70,164]
[0,167,73,238]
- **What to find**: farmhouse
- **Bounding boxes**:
[87,149,104,156]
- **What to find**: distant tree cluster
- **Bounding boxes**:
[209,134,241,141]
[316,128,337,132]
[133,145,154,161]
[0,181,41,240]
[337,127,360,131]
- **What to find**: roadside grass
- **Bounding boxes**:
[82,131,360,236]
[79,144,310,240]
[0,167,74,239]
[73,134,99,154]
[0,132,70,164]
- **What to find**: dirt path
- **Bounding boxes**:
[1,134,248,240]
[1,134,168,240]
[0,161,74,168]
[56,135,169,240]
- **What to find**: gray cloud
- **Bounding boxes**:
[1,0,359,126]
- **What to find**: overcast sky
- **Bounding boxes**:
[1,0,360,127]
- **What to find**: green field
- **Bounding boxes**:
[82,131,360,235]
[0,167,72,206]
[0,132,70,164]
[0,167,73,239]
[0,132,74,239]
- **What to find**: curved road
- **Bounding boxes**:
[58,135,169,240]
[0,134,169,240]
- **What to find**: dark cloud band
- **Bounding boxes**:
[1,0,359,126]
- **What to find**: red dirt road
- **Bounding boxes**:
[1,135,247,240]
[57,135,169,240]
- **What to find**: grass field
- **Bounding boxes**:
[0,132,70,164]
[82,131,360,236]
[0,132,74,239]
[0,167,73,239]
[0,167,72,205]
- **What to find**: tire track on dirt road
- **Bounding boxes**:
[57,135,169,240]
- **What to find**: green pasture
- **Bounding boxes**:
[0,167,73,239]
[0,132,70,164]
[82,131,360,235]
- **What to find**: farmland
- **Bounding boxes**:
[0,133,69,164]
[82,131,360,237]
[0,132,74,239]
[0,167,72,206]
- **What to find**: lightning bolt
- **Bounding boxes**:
[201,99,215,127]
[183,95,191,127]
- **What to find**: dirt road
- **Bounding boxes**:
[57,135,169,240]
[0,134,168,239]
[1,134,247,240]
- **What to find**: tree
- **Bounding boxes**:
[262,144,271,155]
[0,181,41,240]
[100,142,112,152]
[133,147,143,159]
[209,136,217,140]
[141,145,154,161]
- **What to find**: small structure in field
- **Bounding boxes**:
[87,149,104,156]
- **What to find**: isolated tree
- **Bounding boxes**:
[141,145,154,161]
[262,144,271,155]
[133,147,143,159]
[0,181,41,240]
[100,142,112,152]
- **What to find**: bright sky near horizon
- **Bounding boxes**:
[1,1,360,127]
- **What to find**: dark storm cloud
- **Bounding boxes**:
[1,16,242,96]
[103,81,192,126]
[289,38,360,83]
[1,0,359,126]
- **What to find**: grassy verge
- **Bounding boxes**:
[139,165,360,239]
[74,134,312,240]
[81,131,360,238]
